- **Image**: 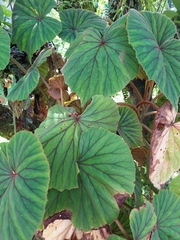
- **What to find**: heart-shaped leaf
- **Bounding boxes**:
[130,201,157,240]
[127,10,180,110]
[12,0,62,61]
[8,67,39,101]
[152,190,180,239]
[44,127,135,230]
[118,106,143,148]
[35,95,119,191]
[0,131,49,240]
[59,8,106,43]
[62,16,139,105]
[149,101,180,189]
[0,27,10,70]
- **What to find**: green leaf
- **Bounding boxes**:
[80,95,119,132]
[0,27,10,70]
[33,48,52,68]
[169,175,180,197]
[1,5,12,17]
[8,67,39,101]
[44,127,135,230]
[59,8,106,43]
[134,165,143,207]
[0,131,49,240]
[152,190,180,239]
[12,0,62,61]
[118,106,143,148]
[35,95,119,191]
[127,10,180,110]
[130,201,157,240]
[110,211,132,238]
[163,10,178,19]
[0,5,4,21]
[62,18,139,105]
[173,0,180,11]
[107,235,126,240]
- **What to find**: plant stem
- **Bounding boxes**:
[40,75,50,89]
[142,123,152,133]
[143,111,157,117]
[129,81,143,103]
[10,56,27,74]
[115,219,132,240]
[151,92,163,103]
[60,88,64,106]
[136,101,159,111]
[13,111,16,134]
[117,102,140,119]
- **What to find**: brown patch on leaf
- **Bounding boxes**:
[114,193,130,208]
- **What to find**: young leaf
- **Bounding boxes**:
[127,9,180,110]
[35,95,119,191]
[130,201,157,240]
[0,131,49,240]
[0,27,10,70]
[169,175,180,198]
[62,18,139,105]
[118,106,143,148]
[59,8,106,43]
[152,190,180,239]
[8,67,39,101]
[149,101,180,189]
[12,0,62,61]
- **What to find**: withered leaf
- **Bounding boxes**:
[149,100,180,189]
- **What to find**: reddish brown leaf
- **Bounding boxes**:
[149,100,180,189]
[48,75,68,100]
[131,146,149,167]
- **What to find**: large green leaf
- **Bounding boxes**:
[44,127,135,230]
[118,106,143,148]
[130,201,157,240]
[59,8,106,43]
[12,0,61,61]
[134,165,143,207]
[0,131,49,240]
[0,27,10,70]
[8,67,39,101]
[127,10,180,110]
[35,95,119,191]
[152,190,180,239]
[62,16,139,105]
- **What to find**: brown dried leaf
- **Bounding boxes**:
[42,219,110,240]
[131,146,149,167]
[48,75,68,100]
[149,100,180,189]
[51,51,65,70]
